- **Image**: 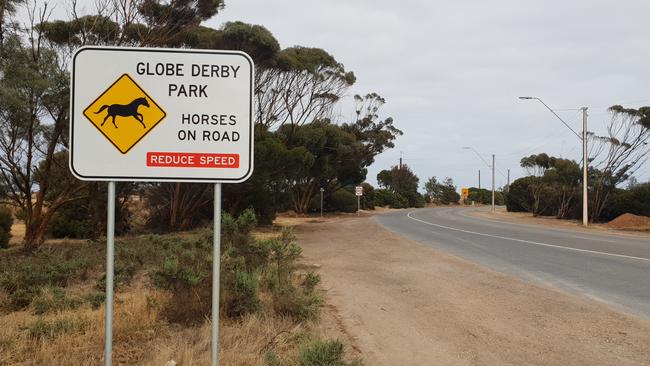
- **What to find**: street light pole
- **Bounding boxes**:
[463,147,495,211]
[491,154,495,212]
[519,97,589,226]
[582,107,588,227]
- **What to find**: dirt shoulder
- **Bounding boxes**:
[296,215,650,366]
[467,207,650,238]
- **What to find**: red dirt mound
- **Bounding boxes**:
[606,213,650,231]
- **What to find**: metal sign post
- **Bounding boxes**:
[320,188,324,217]
[70,47,254,366]
[105,181,115,366]
[212,183,222,365]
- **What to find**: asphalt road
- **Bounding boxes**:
[376,207,650,318]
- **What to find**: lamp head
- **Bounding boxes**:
[518,96,534,100]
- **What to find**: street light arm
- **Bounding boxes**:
[463,147,492,168]
[519,97,582,140]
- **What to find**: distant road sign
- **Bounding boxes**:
[355,186,363,196]
[70,46,254,183]
[461,188,470,197]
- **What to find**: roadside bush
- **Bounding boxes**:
[505,177,535,212]
[151,210,267,323]
[468,188,504,205]
[271,272,323,321]
[325,188,357,213]
[374,189,408,208]
[299,340,362,366]
[600,183,650,221]
[404,190,426,207]
[440,188,460,205]
[95,263,136,292]
[0,205,13,249]
[47,183,133,239]
[266,229,323,320]
[150,240,213,324]
[47,204,95,239]
[220,251,261,317]
[0,248,97,310]
[360,183,375,210]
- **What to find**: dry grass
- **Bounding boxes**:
[0,215,359,365]
[0,285,325,366]
[145,314,314,366]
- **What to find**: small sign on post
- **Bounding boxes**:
[355,186,363,216]
[70,46,254,366]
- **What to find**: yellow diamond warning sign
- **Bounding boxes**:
[83,74,166,154]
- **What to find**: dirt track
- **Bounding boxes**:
[297,215,650,366]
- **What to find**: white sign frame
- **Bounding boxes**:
[355,186,363,196]
[69,46,254,183]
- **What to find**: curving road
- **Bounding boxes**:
[376,207,650,318]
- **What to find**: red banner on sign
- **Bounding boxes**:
[146,152,239,168]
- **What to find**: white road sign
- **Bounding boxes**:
[355,186,363,196]
[70,46,254,183]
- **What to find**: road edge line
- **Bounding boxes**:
[406,211,650,263]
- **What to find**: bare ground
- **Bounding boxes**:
[296,215,650,366]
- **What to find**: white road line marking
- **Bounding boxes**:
[406,211,650,263]
[455,209,620,243]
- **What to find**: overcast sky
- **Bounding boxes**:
[33,0,650,190]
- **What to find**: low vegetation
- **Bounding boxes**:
[0,210,361,365]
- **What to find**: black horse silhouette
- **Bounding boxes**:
[95,97,150,128]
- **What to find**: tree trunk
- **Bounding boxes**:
[169,183,181,231]
[23,210,52,250]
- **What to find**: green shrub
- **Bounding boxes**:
[8,287,41,309]
[83,291,105,310]
[506,177,536,212]
[266,351,282,366]
[228,268,260,316]
[28,316,89,341]
[326,189,357,213]
[0,249,96,310]
[263,230,323,321]
[299,340,362,366]
[374,189,409,208]
[272,286,323,321]
[468,188,505,205]
[150,210,266,323]
[0,206,12,249]
[47,204,95,239]
[403,190,426,207]
[360,183,375,210]
[600,183,650,221]
[95,264,136,292]
[151,250,212,324]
